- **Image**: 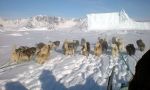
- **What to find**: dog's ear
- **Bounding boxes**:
[49,44,52,49]
[64,39,67,43]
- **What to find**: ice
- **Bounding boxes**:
[8,33,23,36]
[87,10,150,30]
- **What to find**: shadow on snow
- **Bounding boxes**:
[5,69,106,90]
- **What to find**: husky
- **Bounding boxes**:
[94,41,102,57]
[116,38,124,52]
[98,37,104,44]
[23,47,36,60]
[11,45,32,63]
[112,37,118,44]
[36,42,46,50]
[62,40,75,55]
[53,41,60,49]
[111,44,119,58]
[35,45,50,64]
[18,51,29,61]
[35,42,53,64]
[62,40,68,55]
[18,46,29,51]
[98,38,108,53]
[136,39,145,52]
[81,41,90,57]
[126,44,136,56]
[68,42,75,55]
[11,45,20,63]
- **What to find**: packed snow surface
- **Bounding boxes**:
[0,28,150,90]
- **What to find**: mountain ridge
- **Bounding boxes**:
[0,10,150,31]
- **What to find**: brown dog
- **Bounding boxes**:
[35,44,52,64]
[94,41,102,57]
[115,38,124,52]
[11,45,20,63]
[62,40,75,55]
[111,44,119,58]
[81,41,90,57]
[11,45,31,63]
[23,47,36,60]
[53,41,60,49]
[62,40,69,55]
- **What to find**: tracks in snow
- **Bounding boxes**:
[0,53,136,90]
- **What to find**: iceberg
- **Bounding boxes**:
[87,9,150,30]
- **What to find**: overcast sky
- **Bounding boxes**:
[0,0,150,21]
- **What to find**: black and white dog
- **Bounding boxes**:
[126,44,136,56]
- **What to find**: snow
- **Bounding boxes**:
[87,12,120,30]
[0,29,150,90]
[0,15,85,31]
[0,10,150,89]
[8,33,23,36]
[56,20,78,29]
[87,10,150,30]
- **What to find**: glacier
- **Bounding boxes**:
[87,10,150,31]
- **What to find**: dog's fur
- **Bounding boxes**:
[36,42,45,50]
[98,38,108,53]
[11,45,20,63]
[18,46,29,51]
[68,42,75,55]
[112,37,118,44]
[53,41,60,48]
[112,37,124,52]
[62,40,68,55]
[136,39,145,52]
[115,38,124,52]
[81,42,90,57]
[23,47,36,60]
[126,44,136,56]
[111,44,119,58]
[62,40,75,55]
[11,45,36,63]
[98,37,104,44]
[35,44,52,64]
[94,41,102,57]
[18,51,29,61]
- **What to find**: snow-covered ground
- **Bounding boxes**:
[0,28,150,90]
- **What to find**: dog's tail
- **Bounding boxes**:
[10,44,17,62]
[12,44,17,52]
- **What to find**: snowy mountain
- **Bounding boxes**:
[0,15,86,31]
[0,10,150,31]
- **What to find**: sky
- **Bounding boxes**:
[0,0,150,21]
